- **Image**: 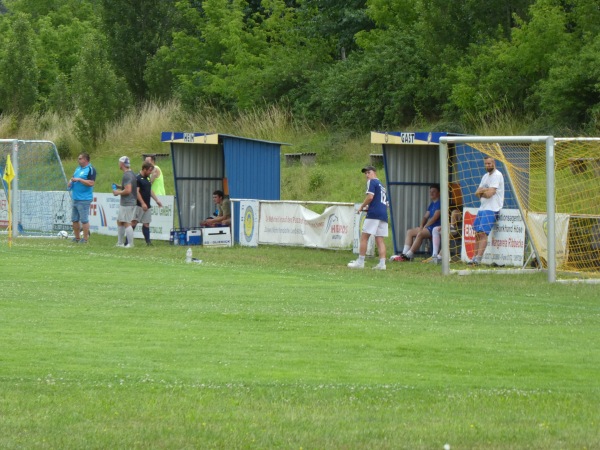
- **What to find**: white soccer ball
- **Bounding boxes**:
[58,230,69,239]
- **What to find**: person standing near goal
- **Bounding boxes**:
[469,156,504,265]
[68,152,96,244]
[348,165,388,270]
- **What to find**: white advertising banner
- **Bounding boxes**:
[259,202,354,249]
[352,203,375,256]
[239,200,259,247]
[88,193,174,241]
[527,212,570,267]
[462,208,526,266]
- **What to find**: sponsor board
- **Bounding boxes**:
[88,193,174,241]
[259,202,354,249]
[239,200,259,247]
[462,208,525,266]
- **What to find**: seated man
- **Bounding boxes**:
[425,209,462,264]
[200,190,231,227]
[398,184,441,261]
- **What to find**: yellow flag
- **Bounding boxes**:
[3,155,15,184]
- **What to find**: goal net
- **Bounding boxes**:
[439,136,600,283]
[1,139,71,237]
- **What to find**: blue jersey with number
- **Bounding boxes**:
[365,178,388,221]
[71,164,96,201]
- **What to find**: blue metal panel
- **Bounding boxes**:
[222,136,281,200]
[455,144,518,210]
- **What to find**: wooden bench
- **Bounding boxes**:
[568,157,600,177]
[285,153,317,166]
[285,153,301,166]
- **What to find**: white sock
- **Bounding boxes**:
[117,226,125,244]
[405,250,414,258]
[403,245,410,254]
[125,226,134,245]
[379,258,386,266]
[432,227,441,256]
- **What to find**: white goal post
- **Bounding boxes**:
[438,136,557,282]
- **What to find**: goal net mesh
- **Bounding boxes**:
[1,140,71,236]
[450,138,600,277]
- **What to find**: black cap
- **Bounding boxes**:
[361,165,376,173]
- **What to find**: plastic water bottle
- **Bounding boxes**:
[186,247,192,263]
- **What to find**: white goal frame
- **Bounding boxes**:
[438,136,557,282]
[1,139,69,238]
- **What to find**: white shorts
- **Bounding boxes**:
[362,218,388,237]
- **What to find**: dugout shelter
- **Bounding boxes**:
[371,131,518,256]
[161,132,288,236]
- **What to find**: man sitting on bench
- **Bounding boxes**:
[201,190,231,227]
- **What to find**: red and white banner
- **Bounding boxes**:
[462,208,526,266]
[259,202,354,249]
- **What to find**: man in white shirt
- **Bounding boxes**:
[470,157,504,265]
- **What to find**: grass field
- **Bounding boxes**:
[1,235,599,449]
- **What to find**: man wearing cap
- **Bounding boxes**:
[113,156,138,248]
[348,165,388,270]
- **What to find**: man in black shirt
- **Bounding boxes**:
[133,161,163,245]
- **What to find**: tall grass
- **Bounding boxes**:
[2,101,560,204]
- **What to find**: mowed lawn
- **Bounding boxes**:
[1,235,599,449]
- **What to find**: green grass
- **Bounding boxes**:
[1,235,599,449]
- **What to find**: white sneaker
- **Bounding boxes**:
[347,260,365,269]
[124,243,134,248]
[116,243,125,247]
[372,263,386,270]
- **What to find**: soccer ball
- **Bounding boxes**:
[58,230,69,239]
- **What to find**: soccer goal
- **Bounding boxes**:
[1,139,71,238]
[439,135,600,284]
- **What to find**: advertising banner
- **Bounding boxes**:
[88,193,174,241]
[527,212,570,267]
[239,200,259,247]
[462,208,526,266]
[259,202,354,249]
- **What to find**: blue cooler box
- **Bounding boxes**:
[187,229,202,245]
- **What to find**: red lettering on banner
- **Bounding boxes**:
[463,211,477,259]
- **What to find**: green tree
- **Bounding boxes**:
[0,13,39,117]
[71,33,131,146]
[101,0,178,103]
[450,0,572,124]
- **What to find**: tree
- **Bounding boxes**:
[0,13,39,117]
[71,33,131,146]
[101,0,178,102]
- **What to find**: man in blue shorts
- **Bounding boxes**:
[68,152,96,243]
[397,184,441,261]
[348,165,388,270]
[469,157,505,265]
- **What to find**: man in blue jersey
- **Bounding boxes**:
[68,152,96,243]
[397,184,441,261]
[348,165,388,270]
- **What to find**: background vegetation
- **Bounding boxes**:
[1,0,600,161]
